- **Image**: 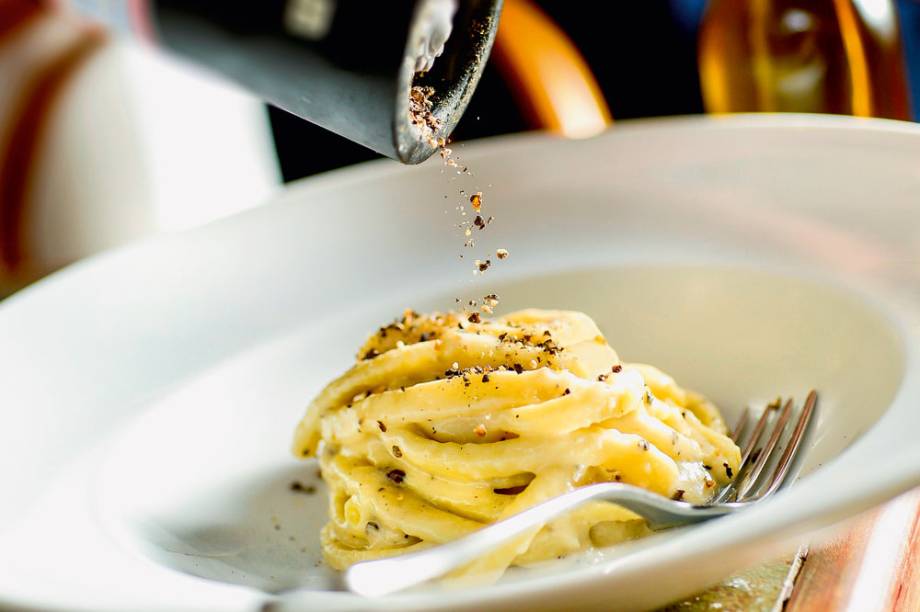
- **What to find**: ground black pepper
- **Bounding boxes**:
[289,481,316,495]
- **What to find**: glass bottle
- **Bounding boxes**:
[699,0,911,119]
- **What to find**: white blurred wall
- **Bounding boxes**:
[0,7,281,291]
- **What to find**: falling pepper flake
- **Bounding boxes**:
[481,374,490,383]
[496,248,509,260]
[512,363,524,374]
[386,469,406,484]
[468,312,481,324]
[470,192,482,211]
[473,215,486,230]
[362,348,380,360]
[563,388,571,396]
[671,489,686,501]
[611,364,623,373]
[377,420,387,432]
[289,481,316,495]
[724,462,733,478]
[392,445,403,458]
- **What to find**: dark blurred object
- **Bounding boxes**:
[699,0,911,119]
[539,1,704,120]
[897,0,920,118]
[668,0,708,35]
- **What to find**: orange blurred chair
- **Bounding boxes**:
[492,0,612,138]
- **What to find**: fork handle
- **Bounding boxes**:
[343,483,740,597]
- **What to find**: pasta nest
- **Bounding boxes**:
[292,309,741,577]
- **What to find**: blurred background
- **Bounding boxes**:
[2,0,920,296]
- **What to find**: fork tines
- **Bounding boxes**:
[717,391,817,503]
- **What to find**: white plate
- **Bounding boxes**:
[3,115,920,611]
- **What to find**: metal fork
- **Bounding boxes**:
[344,391,818,597]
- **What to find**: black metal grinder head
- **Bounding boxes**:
[154,0,504,164]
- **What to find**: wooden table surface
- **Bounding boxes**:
[660,489,920,611]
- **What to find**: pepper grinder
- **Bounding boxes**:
[73,0,504,163]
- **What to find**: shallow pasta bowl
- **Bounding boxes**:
[2,114,920,611]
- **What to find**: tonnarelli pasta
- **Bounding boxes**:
[292,309,741,577]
